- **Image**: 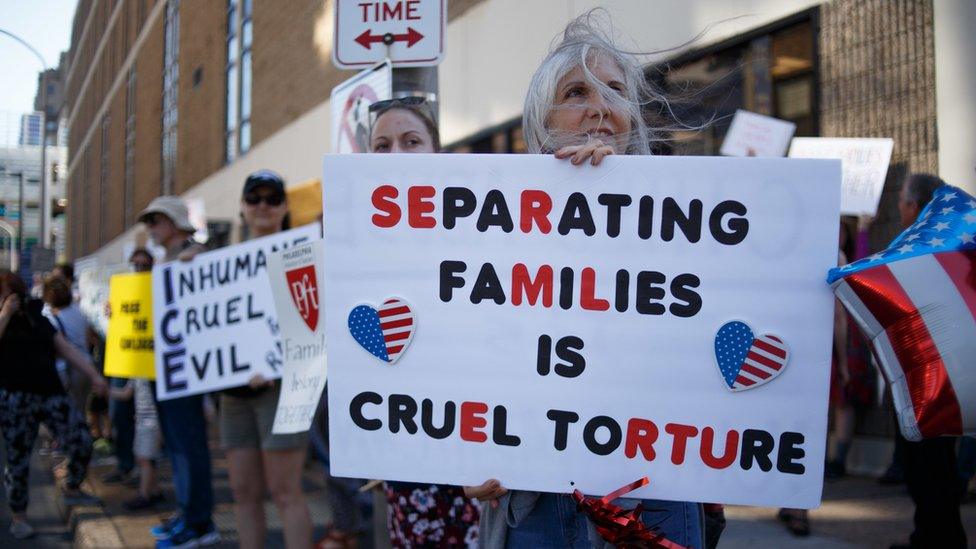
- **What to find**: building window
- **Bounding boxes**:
[124,68,136,226]
[657,17,816,155]
[161,0,180,194]
[225,0,252,162]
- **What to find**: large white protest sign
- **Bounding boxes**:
[719,109,796,158]
[268,240,328,434]
[789,137,894,215]
[153,224,319,400]
[322,154,840,508]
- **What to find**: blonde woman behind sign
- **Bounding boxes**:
[221,170,312,549]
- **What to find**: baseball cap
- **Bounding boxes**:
[243,170,286,196]
[137,196,195,233]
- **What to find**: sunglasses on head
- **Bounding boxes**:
[368,96,427,113]
[243,193,285,206]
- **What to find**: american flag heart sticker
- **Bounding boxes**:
[714,321,789,392]
[347,298,415,364]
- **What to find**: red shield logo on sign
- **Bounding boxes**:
[286,265,319,332]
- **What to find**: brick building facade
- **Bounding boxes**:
[63,0,972,267]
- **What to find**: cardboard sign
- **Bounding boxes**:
[333,0,446,68]
[322,154,841,509]
[269,240,329,434]
[105,272,156,379]
[789,137,894,215]
[720,109,796,158]
[152,224,319,400]
[331,61,392,154]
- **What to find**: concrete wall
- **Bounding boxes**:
[934,0,976,194]
[439,0,823,145]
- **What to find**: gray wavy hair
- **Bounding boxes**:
[523,10,670,156]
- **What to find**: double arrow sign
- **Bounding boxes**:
[355,27,424,49]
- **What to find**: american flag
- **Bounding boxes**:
[828,185,976,440]
[347,298,415,364]
[714,321,790,392]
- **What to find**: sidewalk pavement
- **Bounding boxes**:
[722,476,976,548]
[0,448,72,548]
[3,440,974,548]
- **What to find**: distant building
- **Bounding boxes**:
[18,113,42,147]
[0,145,67,269]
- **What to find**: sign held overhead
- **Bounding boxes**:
[333,0,446,69]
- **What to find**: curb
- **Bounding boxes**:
[37,451,126,548]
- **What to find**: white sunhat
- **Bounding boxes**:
[137,196,195,233]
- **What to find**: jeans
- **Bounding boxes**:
[504,493,704,549]
[505,493,590,548]
[109,378,135,473]
[156,393,213,527]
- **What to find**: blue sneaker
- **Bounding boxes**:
[151,516,183,539]
[155,522,219,548]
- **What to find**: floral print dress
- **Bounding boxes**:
[385,482,481,547]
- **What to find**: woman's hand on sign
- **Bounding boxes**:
[104,301,111,319]
[248,374,274,390]
[555,138,614,166]
[463,479,507,508]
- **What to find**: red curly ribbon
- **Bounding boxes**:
[572,477,690,549]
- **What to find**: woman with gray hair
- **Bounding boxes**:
[471,11,705,549]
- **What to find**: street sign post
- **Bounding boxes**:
[332,0,446,69]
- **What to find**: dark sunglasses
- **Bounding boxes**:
[143,214,161,226]
[243,193,285,206]
[368,96,427,113]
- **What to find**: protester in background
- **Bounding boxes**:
[138,196,218,548]
[221,170,311,549]
[476,12,706,548]
[364,100,484,548]
[0,270,108,539]
[310,388,374,549]
[888,174,966,549]
[42,274,94,404]
[106,248,164,510]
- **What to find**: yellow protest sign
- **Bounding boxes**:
[104,272,155,379]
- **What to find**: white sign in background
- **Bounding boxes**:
[269,240,329,434]
[333,0,446,68]
[330,61,392,154]
[322,154,841,509]
[720,109,796,158]
[152,224,319,400]
[789,137,894,216]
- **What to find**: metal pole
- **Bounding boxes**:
[17,172,25,262]
[0,28,51,249]
[39,80,49,247]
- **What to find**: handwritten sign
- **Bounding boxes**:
[789,137,894,215]
[152,224,319,400]
[720,110,796,158]
[269,240,329,433]
[104,272,156,379]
